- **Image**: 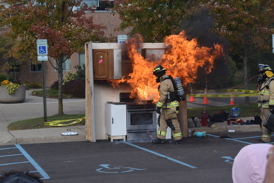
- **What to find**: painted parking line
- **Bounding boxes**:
[122,141,197,169]
[15,144,50,180]
[207,134,274,145]
[0,145,50,180]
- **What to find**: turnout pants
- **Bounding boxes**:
[260,108,272,137]
[157,107,182,140]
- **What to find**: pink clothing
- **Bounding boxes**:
[232,144,273,183]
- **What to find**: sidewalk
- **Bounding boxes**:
[0,90,261,145]
[0,90,86,145]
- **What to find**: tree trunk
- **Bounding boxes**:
[243,44,250,103]
[57,54,64,115]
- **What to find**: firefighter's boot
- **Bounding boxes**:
[152,138,166,144]
[169,139,183,144]
[259,134,271,143]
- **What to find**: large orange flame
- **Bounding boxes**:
[111,31,224,102]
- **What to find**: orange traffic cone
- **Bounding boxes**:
[230,92,235,105]
[202,88,208,104]
[188,87,195,102]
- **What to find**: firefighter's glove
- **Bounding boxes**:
[156,107,161,114]
[269,105,274,114]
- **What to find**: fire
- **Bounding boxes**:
[111,31,224,102]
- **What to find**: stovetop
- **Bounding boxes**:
[126,103,156,111]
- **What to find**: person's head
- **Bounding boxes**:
[232,144,273,183]
[0,171,43,183]
[153,65,166,82]
[257,64,274,84]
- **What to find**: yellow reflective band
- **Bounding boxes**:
[262,103,269,108]
[260,91,270,95]
[173,132,182,137]
[269,100,274,105]
[157,131,166,136]
[154,68,160,72]
[262,134,271,138]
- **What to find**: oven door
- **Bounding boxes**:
[126,111,157,133]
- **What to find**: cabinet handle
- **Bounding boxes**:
[112,117,114,124]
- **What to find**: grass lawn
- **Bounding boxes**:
[8,102,259,131]
[8,114,85,131]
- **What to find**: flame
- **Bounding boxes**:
[111,31,224,102]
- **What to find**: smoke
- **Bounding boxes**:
[181,7,231,89]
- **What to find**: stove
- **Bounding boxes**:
[106,93,158,142]
[126,103,157,141]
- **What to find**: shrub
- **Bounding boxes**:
[25,82,42,89]
[50,80,59,90]
[63,65,85,85]
[62,80,85,98]
[0,73,7,83]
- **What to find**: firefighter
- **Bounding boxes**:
[152,65,183,144]
[257,63,274,143]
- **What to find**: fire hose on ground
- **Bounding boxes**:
[44,117,86,127]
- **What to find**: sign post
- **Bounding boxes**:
[272,34,274,54]
[36,39,48,122]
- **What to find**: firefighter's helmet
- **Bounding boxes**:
[153,65,166,75]
[258,64,272,73]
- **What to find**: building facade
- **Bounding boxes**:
[2,1,130,88]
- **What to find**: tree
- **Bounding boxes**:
[0,0,107,115]
[113,0,206,42]
[206,0,274,102]
[0,33,27,82]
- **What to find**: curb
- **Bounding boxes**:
[0,126,87,145]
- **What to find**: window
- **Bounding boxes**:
[30,63,42,72]
[73,0,98,11]
[56,55,71,71]
[83,0,98,7]
[62,56,71,71]
[79,53,85,67]
[98,0,114,9]
[73,0,114,11]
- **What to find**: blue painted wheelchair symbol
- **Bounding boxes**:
[221,156,234,164]
[96,164,146,174]
[38,46,47,54]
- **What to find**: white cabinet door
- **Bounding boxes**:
[106,103,127,136]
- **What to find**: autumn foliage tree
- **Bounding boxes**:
[0,0,107,115]
[113,0,207,42]
[206,0,274,102]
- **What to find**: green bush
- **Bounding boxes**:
[63,65,85,85]
[25,82,42,89]
[0,73,7,83]
[50,80,59,90]
[62,80,85,98]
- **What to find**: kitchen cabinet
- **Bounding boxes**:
[105,102,127,142]
[93,49,114,80]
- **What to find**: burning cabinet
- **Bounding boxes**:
[92,48,127,80]
[105,102,127,142]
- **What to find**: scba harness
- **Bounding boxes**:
[161,75,185,102]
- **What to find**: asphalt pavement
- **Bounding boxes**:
[0,90,261,145]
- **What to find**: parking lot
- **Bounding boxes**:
[0,131,271,183]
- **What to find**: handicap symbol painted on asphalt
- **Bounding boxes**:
[221,156,234,164]
[96,164,146,174]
